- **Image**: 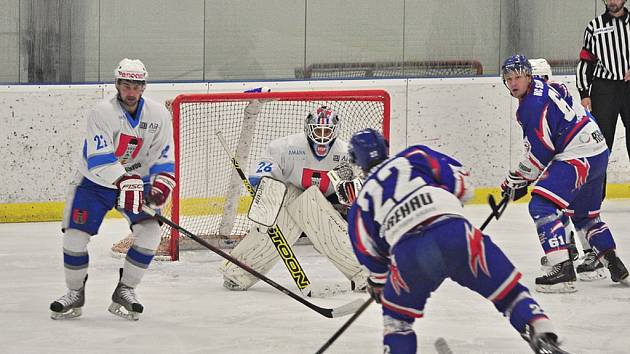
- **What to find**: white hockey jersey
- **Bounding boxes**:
[76,95,175,188]
[251,133,350,197]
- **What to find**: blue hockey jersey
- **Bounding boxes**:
[512,78,607,182]
[347,145,473,277]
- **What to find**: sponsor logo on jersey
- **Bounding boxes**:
[72,208,88,224]
[139,122,147,129]
[288,148,306,155]
[125,162,142,172]
[332,154,348,162]
[384,192,434,232]
[148,122,159,133]
[115,134,143,164]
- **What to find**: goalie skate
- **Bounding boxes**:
[50,276,87,320]
[108,269,144,321]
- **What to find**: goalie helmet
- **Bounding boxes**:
[501,54,532,79]
[114,58,148,82]
[349,128,389,173]
[304,106,339,157]
[529,58,552,80]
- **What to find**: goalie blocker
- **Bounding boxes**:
[219,183,368,293]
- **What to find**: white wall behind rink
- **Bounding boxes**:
[1,77,628,204]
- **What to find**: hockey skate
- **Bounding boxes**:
[108,269,143,320]
[535,260,577,293]
[521,324,571,354]
[50,276,87,320]
[602,250,629,285]
[575,250,607,281]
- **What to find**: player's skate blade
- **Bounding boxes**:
[50,307,82,320]
[108,302,141,321]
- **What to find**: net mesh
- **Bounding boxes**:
[111,91,389,260]
[295,60,483,79]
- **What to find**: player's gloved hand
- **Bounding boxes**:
[336,178,362,206]
[116,174,144,214]
[367,277,385,304]
[146,172,176,208]
[501,171,529,201]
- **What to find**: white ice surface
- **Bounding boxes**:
[1,201,630,354]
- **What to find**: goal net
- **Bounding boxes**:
[113,90,390,261]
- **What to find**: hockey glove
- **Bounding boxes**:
[116,174,144,214]
[367,277,385,304]
[336,178,362,206]
[146,172,176,208]
[501,171,529,201]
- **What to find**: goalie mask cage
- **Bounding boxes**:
[160,90,390,260]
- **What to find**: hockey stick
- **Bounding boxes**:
[314,195,509,352]
[479,194,509,230]
[215,131,313,297]
[142,205,363,318]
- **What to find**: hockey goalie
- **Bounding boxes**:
[218,106,368,293]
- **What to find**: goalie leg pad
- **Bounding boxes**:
[122,219,160,288]
[287,186,368,290]
[219,184,303,290]
[63,228,91,290]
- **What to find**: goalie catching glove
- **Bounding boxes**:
[501,171,530,201]
[146,172,176,208]
[327,163,362,206]
[116,174,144,214]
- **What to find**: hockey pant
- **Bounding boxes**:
[377,218,555,354]
[61,174,161,290]
[219,185,367,290]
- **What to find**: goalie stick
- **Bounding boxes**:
[216,131,313,297]
[314,195,509,352]
[142,205,363,318]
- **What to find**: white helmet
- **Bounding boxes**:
[114,58,148,82]
[304,106,339,157]
[529,58,552,80]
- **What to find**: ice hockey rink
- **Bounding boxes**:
[1,200,629,354]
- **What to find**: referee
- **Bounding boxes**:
[577,0,630,198]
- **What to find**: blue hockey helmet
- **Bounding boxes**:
[349,128,389,172]
[501,54,532,79]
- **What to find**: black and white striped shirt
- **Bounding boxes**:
[576,8,630,99]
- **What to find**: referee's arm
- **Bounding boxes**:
[576,25,597,110]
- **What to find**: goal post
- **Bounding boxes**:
[159,90,390,261]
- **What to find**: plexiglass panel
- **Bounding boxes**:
[204,0,305,80]
[0,0,19,83]
[0,0,608,83]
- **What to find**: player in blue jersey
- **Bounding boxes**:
[49,58,176,320]
[529,58,608,280]
[347,128,569,354]
[500,54,628,292]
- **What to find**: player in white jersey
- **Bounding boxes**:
[219,106,368,292]
[49,58,176,320]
